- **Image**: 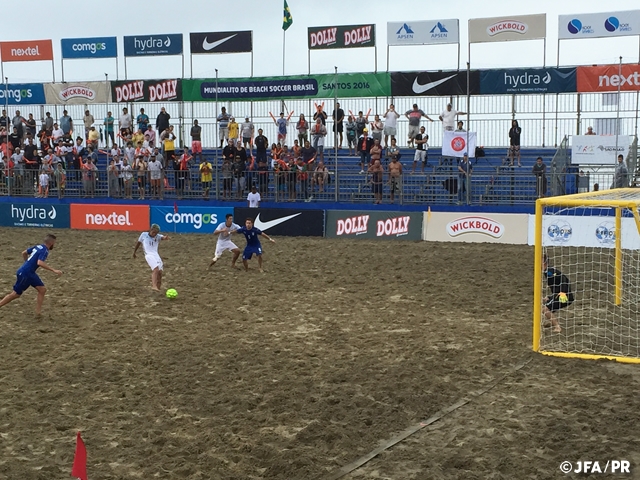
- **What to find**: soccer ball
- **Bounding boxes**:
[558,292,568,303]
[166,288,178,299]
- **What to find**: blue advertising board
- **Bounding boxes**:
[0,84,46,105]
[0,203,70,229]
[480,68,577,94]
[199,78,319,100]
[123,34,183,57]
[150,206,233,234]
[61,37,118,59]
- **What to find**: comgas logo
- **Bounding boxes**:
[0,88,33,103]
[71,42,107,54]
[487,20,528,36]
[164,211,218,229]
[446,216,503,238]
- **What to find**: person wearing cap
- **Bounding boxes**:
[241,116,254,151]
[357,127,374,174]
[439,103,467,132]
[133,224,170,292]
[405,104,434,148]
[191,120,203,163]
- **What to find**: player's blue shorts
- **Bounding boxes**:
[13,271,44,295]
[243,245,263,260]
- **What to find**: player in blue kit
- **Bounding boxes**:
[0,234,63,315]
[232,218,275,272]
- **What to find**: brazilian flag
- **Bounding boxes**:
[283,0,293,31]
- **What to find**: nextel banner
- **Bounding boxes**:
[234,208,324,237]
[325,210,423,240]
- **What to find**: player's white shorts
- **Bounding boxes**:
[145,253,163,271]
[215,240,239,258]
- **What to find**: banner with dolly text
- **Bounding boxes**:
[325,210,423,240]
[70,204,149,231]
[0,203,70,229]
[234,208,324,237]
[182,73,390,101]
[151,206,234,234]
[111,79,182,103]
[308,24,376,50]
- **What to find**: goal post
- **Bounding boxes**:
[533,188,640,364]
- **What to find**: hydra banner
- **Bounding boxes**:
[182,73,390,101]
[480,68,577,94]
[45,82,112,104]
[308,24,376,50]
[391,70,480,96]
[111,79,182,102]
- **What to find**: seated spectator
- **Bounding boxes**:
[313,160,329,195]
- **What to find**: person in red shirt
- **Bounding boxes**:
[176,150,192,199]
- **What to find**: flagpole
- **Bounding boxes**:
[282,30,286,76]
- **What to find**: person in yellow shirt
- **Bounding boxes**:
[87,126,100,149]
[131,129,145,148]
[199,157,213,199]
[228,117,239,143]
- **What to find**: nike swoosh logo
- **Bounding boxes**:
[412,74,457,94]
[203,34,237,51]
[254,212,301,232]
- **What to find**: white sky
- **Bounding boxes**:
[1,0,639,84]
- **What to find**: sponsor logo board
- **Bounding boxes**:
[308,24,376,50]
[151,206,233,234]
[391,70,480,97]
[571,135,632,164]
[70,204,149,231]
[111,79,181,103]
[480,68,577,94]
[426,212,528,244]
[189,31,252,54]
[387,19,459,46]
[61,37,117,59]
[44,82,111,104]
[468,14,546,43]
[0,203,70,229]
[123,34,183,56]
[577,64,640,93]
[559,11,640,39]
[234,208,324,237]
[0,83,46,105]
[326,210,422,240]
[0,40,54,62]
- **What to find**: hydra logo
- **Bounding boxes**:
[377,216,410,237]
[164,36,171,47]
[58,85,96,102]
[604,17,620,32]
[487,20,528,36]
[133,36,171,52]
[336,215,369,235]
[48,207,57,219]
[547,221,572,243]
[504,71,552,88]
[11,205,57,222]
[567,19,582,35]
[446,216,503,238]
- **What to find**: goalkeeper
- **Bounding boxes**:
[542,254,574,333]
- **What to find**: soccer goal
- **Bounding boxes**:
[533,188,640,363]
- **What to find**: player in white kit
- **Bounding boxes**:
[133,224,170,291]
[209,214,241,269]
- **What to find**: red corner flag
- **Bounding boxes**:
[71,431,88,480]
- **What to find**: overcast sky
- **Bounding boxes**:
[1,0,639,84]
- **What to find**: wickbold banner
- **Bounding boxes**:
[123,34,183,57]
[577,64,640,92]
[0,40,53,62]
[61,37,118,59]
[45,82,112,104]
[0,83,46,105]
[469,14,547,43]
[0,203,70,229]
[571,135,632,165]
[111,79,182,103]
[325,210,423,240]
[559,11,640,39]
[387,19,460,46]
[480,68,576,94]
[424,212,529,245]
[234,208,324,237]
[391,70,480,96]
[190,31,252,54]
[308,24,376,50]
[442,131,477,158]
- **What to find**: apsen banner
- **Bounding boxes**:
[182,73,390,101]
[151,206,233,234]
[308,24,375,50]
[234,208,324,237]
[0,40,54,62]
[190,31,252,54]
[0,203,70,229]
[480,68,576,94]
[469,14,546,43]
[559,11,640,39]
[61,37,118,59]
[442,131,477,158]
[387,19,459,46]
[391,70,480,96]
[325,210,423,240]
[577,64,640,92]
[0,83,46,105]
[112,79,182,102]
[45,82,112,104]
[123,34,183,57]
[571,135,632,165]
[70,204,149,231]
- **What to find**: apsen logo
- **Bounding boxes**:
[377,216,410,237]
[336,215,369,235]
[0,87,32,103]
[596,221,615,244]
[487,20,528,36]
[58,85,96,102]
[395,23,414,40]
[447,216,503,238]
[547,221,573,243]
[164,211,217,230]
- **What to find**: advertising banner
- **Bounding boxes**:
[480,68,577,94]
[308,24,375,50]
[44,82,112,104]
[190,31,252,54]
[577,64,640,93]
[0,83,46,105]
[424,212,528,244]
[468,14,547,43]
[0,203,70,229]
[182,73,390,101]
[387,19,460,46]
[442,131,477,158]
[123,34,183,57]
[390,70,480,96]
[571,135,632,165]
[325,210,423,240]
[70,204,149,231]
[150,206,233,234]
[559,11,640,39]
[61,37,118,59]
[0,40,54,62]
[112,79,182,103]
[234,208,324,237]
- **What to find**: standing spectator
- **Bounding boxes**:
[388,154,403,204]
[346,115,357,156]
[614,154,629,189]
[585,126,596,135]
[271,112,291,147]
[332,102,345,149]
[26,114,37,139]
[121,158,134,199]
[370,114,383,145]
[247,184,261,208]
[11,147,24,193]
[223,139,236,163]
[51,123,64,143]
[217,107,230,148]
[161,126,176,168]
[457,153,473,204]
[107,158,120,197]
[54,162,66,198]
[405,104,434,148]
[199,157,213,200]
[357,128,374,174]
[148,153,163,199]
[43,112,54,135]
[313,104,327,125]
[296,114,309,147]
[12,110,25,141]
[221,156,233,200]
[144,125,156,149]
[191,120,203,163]
[508,120,522,167]
[103,111,115,147]
[83,110,94,139]
[156,107,171,137]
[254,129,268,166]
[228,117,239,145]
[383,104,400,148]
[232,147,247,199]
[137,108,149,133]
[295,157,310,201]
[256,152,269,198]
[0,110,9,131]
[175,150,191,199]
[532,156,547,198]
[135,155,148,199]
[370,138,382,168]
[241,116,254,151]
[301,140,317,169]
[60,110,73,137]
[38,169,49,198]
[354,110,369,138]
[119,108,132,138]
[87,126,99,150]
[80,156,97,198]
[368,158,383,204]
[23,137,38,192]
[310,118,327,163]
[386,137,400,165]
[411,126,429,173]
[439,103,466,132]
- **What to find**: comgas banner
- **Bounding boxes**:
[480,68,576,94]
[44,82,112,104]
[577,64,640,93]
[150,206,233,234]
[70,204,149,231]
[0,40,54,62]
[571,135,632,165]
[559,10,640,39]
[111,79,182,103]
[308,24,375,50]
[0,83,46,105]
[387,19,459,46]
[61,37,118,59]
[0,203,70,229]
[468,14,547,43]
[325,210,422,240]
[424,212,528,244]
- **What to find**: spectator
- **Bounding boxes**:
[586,126,596,135]
[405,103,434,148]
[270,142,282,169]
[43,112,54,135]
[286,155,297,201]
[54,162,66,198]
[388,154,403,204]
[241,116,254,151]
[199,156,212,200]
[121,158,134,199]
[148,153,163,199]
[457,153,472,205]
[383,104,400,148]
[439,103,466,132]
[83,110,94,139]
[11,147,24,193]
[144,125,156,149]
[232,147,247,199]
[411,126,429,173]
[255,129,268,166]
[119,108,132,138]
[386,137,400,164]
[107,158,120,197]
[370,114,383,146]
[161,126,176,168]
[614,154,629,188]
[12,110,25,140]
[292,139,301,158]
[296,157,310,201]
[221,156,233,200]
[310,117,327,163]
[509,120,522,167]
[354,110,369,138]
[176,150,192,199]
[8,126,20,151]
[358,128,374,174]
[455,121,466,132]
[370,138,382,167]
[301,140,317,169]
[593,183,600,192]
[88,126,99,150]
[23,137,38,192]
[271,112,290,147]
[313,104,328,125]
[51,123,64,143]
[217,107,230,148]
[368,158,383,204]
[135,155,148,200]
[191,119,203,163]
[313,160,329,195]
[38,168,49,198]
[156,107,170,135]
[26,113,37,138]
[346,115,357,156]
[104,111,115,147]
[80,155,97,198]
[256,152,269,198]
[247,185,261,208]
[0,110,9,131]
[137,108,149,133]
[228,117,239,145]
[223,139,236,163]
[532,156,547,198]
[296,114,309,147]
[332,102,345,149]
[60,109,73,136]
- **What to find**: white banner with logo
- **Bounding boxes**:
[442,131,477,157]
[469,14,546,43]
[387,19,459,46]
[44,82,112,104]
[424,212,529,244]
[571,135,632,165]
[559,10,640,39]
